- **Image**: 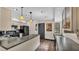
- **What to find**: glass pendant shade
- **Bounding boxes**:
[19,16,24,20]
[19,7,24,20]
[29,19,32,25]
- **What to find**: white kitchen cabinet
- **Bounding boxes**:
[0,7,12,31]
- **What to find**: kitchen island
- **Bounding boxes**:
[56,35,79,51]
[0,34,40,51]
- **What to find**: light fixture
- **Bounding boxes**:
[28,11,33,25]
[19,7,25,20]
[53,8,55,21]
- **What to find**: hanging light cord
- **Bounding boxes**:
[21,7,23,16]
[30,12,32,19]
[53,8,55,21]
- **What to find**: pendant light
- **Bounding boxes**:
[19,7,25,20]
[53,8,55,21]
[28,11,33,25]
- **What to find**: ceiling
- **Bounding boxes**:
[11,7,64,21]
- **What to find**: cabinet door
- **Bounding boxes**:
[0,8,12,31]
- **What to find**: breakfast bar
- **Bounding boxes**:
[0,34,40,51]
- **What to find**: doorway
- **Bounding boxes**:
[38,23,45,39]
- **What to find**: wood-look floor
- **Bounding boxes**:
[36,39,56,51]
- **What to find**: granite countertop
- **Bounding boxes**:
[56,35,79,51]
[63,33,79,44]
[0,34,39,50]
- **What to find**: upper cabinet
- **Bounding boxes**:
[0,7,12,31]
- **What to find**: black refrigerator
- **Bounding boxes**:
[20,26,29,36]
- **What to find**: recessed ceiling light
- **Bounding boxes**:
[41,10,43,13]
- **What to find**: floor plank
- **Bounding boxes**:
[36,39,56,51]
